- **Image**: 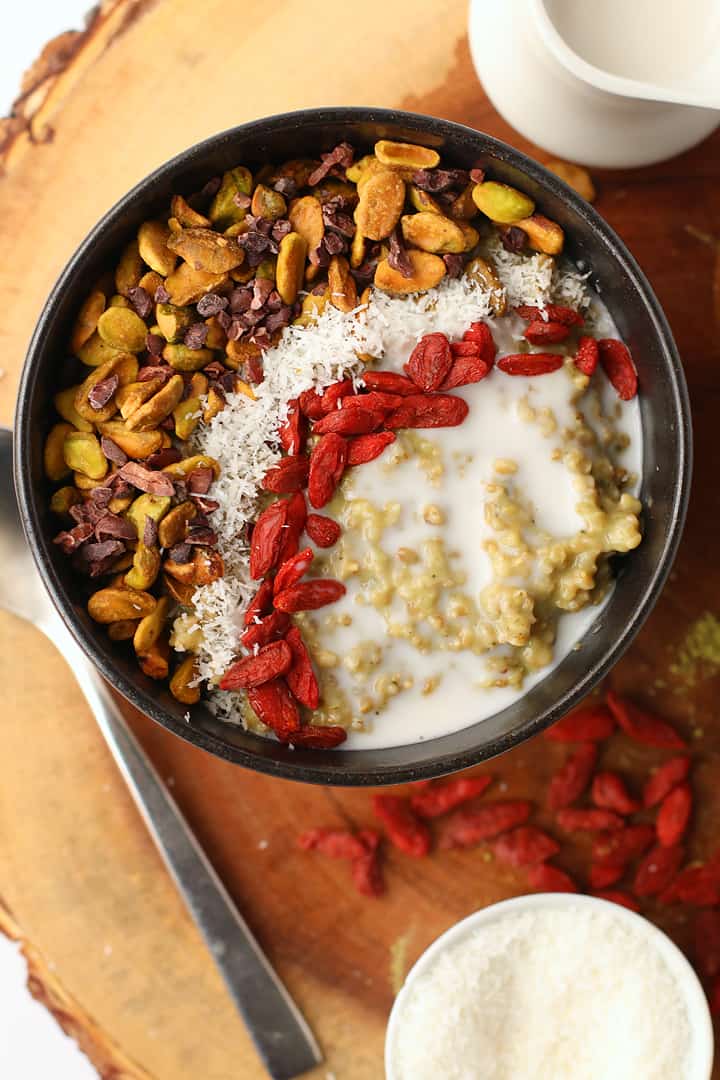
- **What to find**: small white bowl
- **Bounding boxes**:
[385,892,714,1079]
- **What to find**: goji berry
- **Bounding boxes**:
[298,388,326,419]
[643,756,691,808]
[276,490,307,565]
[440,354,491,390]
[262,455,309,493]
[219,639,293,690]
[633,843,684,897]
[274,578,346,612]
[462,321,497,363]
[659,865,720,907]
[385,393,469,429]
[273,547,314,595]
[351,850,385,897]
[657,782,692,847]
[523,320,571,345]
[450,340,484,358]
[493,826,560,867]
[312,408,384,436]
[278,399,306,455]
[438,801,532,849]
[606,691,685,748]
[243,578,273,627]
[410,775,493,818]
[515,304,584,326]
[285,626,320,709]
[305,513,342,547]
[526,863,578,893]
[320,379,355,413]
[589,863,624,889]
[241,610,291,649]
[346,431,396,466]
[555,808,625,832]
[543,704,616,743]
[297,829,367,859]
[308,432,347,508]
[574,336,599,376]
[498,353,564,376]
[592,824,655,869]
[357,828,381,853]
[694,909,720,980]
[404,332,453,391]
[591,890,640,912]
[361,370,417,395]
[598,339,638,401]
[547,743,597,810]
[247,678,300,739]
[286,725,347,748]
[591,771,640,815]
[342,390,403,412]
[246,352,264,384]
[372,795,431,857]
[249,499,289,579]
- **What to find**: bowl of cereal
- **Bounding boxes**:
[15,108,691,784]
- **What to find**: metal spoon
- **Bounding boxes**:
[0,426,321,1080]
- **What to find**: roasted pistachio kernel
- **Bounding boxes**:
[328,255,358,313]
[125,493,171,537]
[97,307,149,352]
[53,385,93,432]
[276,232,308,305]
[374,250,446,294]
[166,228,245,273]
[288,196,324,254]
[50,485,82,516]
[63,432,108,480]
[158,502,196,548]
[88,586,157,623]
[171,194,211,228]
[400,211,466,253]
[169,656,201,705]
[408,185,443,215]
[162,343,214,372]
[465,256,506,315]
[117,378,165,421]
[115,240,144,296]
[125,542,162,590]
[472,181,535,224]
[355,170,405,241]
[108,619,140,642]
[164,263,228,306]
[44,423,74,482]
[70,290,106,353]
[163,453,220,480]
[514,214,564,255]
[209,167,253,230]
[125,374,185,431]
[156,302,194,343]
[375,140,440,169]
[76,332,125,367]
[251,184,287,220]
[133,596,170,655]
[137,635,170,680]
[97,421,163,459]
[138,220,177,276]
[74,354,139,422]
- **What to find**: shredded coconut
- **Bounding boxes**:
[390,905,696,1080]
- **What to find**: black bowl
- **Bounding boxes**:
[15,108,691,785]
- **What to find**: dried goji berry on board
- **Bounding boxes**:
[526,863,578,893]
[659,865,720,907]
[298,388,326,420]
[592,824,655,869]
[656,782,692,847]
[352,849,385,897]
[633,843,684,897]
[515,304,584,326]
[493,826,560,867]
[297,829,367,859]
[312,408,384,436]
[249,498,289,579]
[598,339,638,400]
[589,863,624,890]
[555,808,624,832]
[361,370,417,395]
[451,340,484,358]
[591,890,640,912]
[276,490,307,566]
[693,909,720,980]
[440,354,491,390]
[574,336,599,376]
[409,775,493,818]
[372,795,431,857]
[462,321,497,363]
[437,801,532,849]
[346,431,396,466]
[319,379,355,413]
[243,578,274,627]
[591,771,640,815]
[285,626,320,709]
[278,398,305,454]
[404,332,453,391]
[261,455,309,493]
[273,547,314,595]
[241,610,291,649]
[308,432,348,508]
[543,705,616,742]
[643,756,691,808]
[606,690,686,748]
[523,320,571,345]
[547,743,598,810]
[286,725,347,748]
[385,393,469,429]
[497,354,564,377]
[274,578,346,612]
[342,390,404,412]
[247,678,301,739]
[305,513,342,547]
[219,640,293,690]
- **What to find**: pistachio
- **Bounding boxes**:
[408,185,443,215]
[225,338,262,371]
[514,214,564,255]
[546,160,596,202]
[355,170,405,241]
[138,220,177,276]
[97,421,163,459]
[63,432,108,480]
[158,501,196,548]
[162,573,196,606]
[171,194,211,228]
[347,155,385,190]
[465,256,507,315]
[254,257,276,282]
[375,140,440,169]
[209,167,253,230]
[156,302,194,343]
[251,184,287,220]
[166,228,244,273]
[163,453,220,480]
[472,181,535,224]
[448,183,480,221]
[165,547,224,586]
[400,211,466,253]
[50,485,82,516]
[97,307,149,352]
[350,228,365,268]
[44,423,74,482]
[115,240,144,297]
[204,316,226,350]
[276,232,308,305]
[137,635,170,680]
[70,290,106,353]
[108,619,140,642]
[328,255,358,313]
[76,332,125,368]
[133,595,169,655]
[116,377,166,421]
[312,177,358,206]
[125,493,171,537]
[138,270,164,297]
[374,250,446,294]
[53,385,93,432]
[459,222,480,251]
[109,495,133,514]
[162,343,214,372]
[173,372,208,439]
[73,470,106,491]
[230,264,255,285]
[164,262,229,306]
[169,656,201,705]
[125,374,184,431]
[74,354,139,422]
[203,386,226,422]
[109,294,131,309]
[288,196,324,255]
[125,541,162,590]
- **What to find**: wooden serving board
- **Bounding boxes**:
[1,1,720,1076]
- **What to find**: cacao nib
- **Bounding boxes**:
[232,191,251,209]
[388,227,414,278]
[443,253,465,278]
[76,539,125,577]
[469,167,485,184]
[196,292,228,317]
[154,284,171,303]
[273,177,297,198]
[307,142,354,186]
[95,513,137,543]
[264,307,293,334]
[53,522,94,554]
[185,526,217,546]
[169,542,192,563]
[322,201,355,237]
[118,462,175,496]
[251,277,274,311]
[184,322,209,349]
[143,516,158,547]
[187,466,214,495]
[229,286,253,313]
[271,218,292,243]
[501,226,527,253]
[412,167,468,193]
[127,286,152,319]
[137,365,171,383]
[146,331,165,356]
[100,436,128,466]
[88,374,119,411]
[143,447,182,470]
[191,495,219,515]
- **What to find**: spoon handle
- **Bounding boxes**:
[59,628,321,1080]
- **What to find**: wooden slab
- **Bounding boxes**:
[1,1,720,1076]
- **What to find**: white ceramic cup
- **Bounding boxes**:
[385,892,714,1079]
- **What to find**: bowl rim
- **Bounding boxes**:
[14,106,692,784]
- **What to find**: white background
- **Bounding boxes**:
[3,7,103,1079]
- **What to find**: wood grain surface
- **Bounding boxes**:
[1,1,719,1076]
